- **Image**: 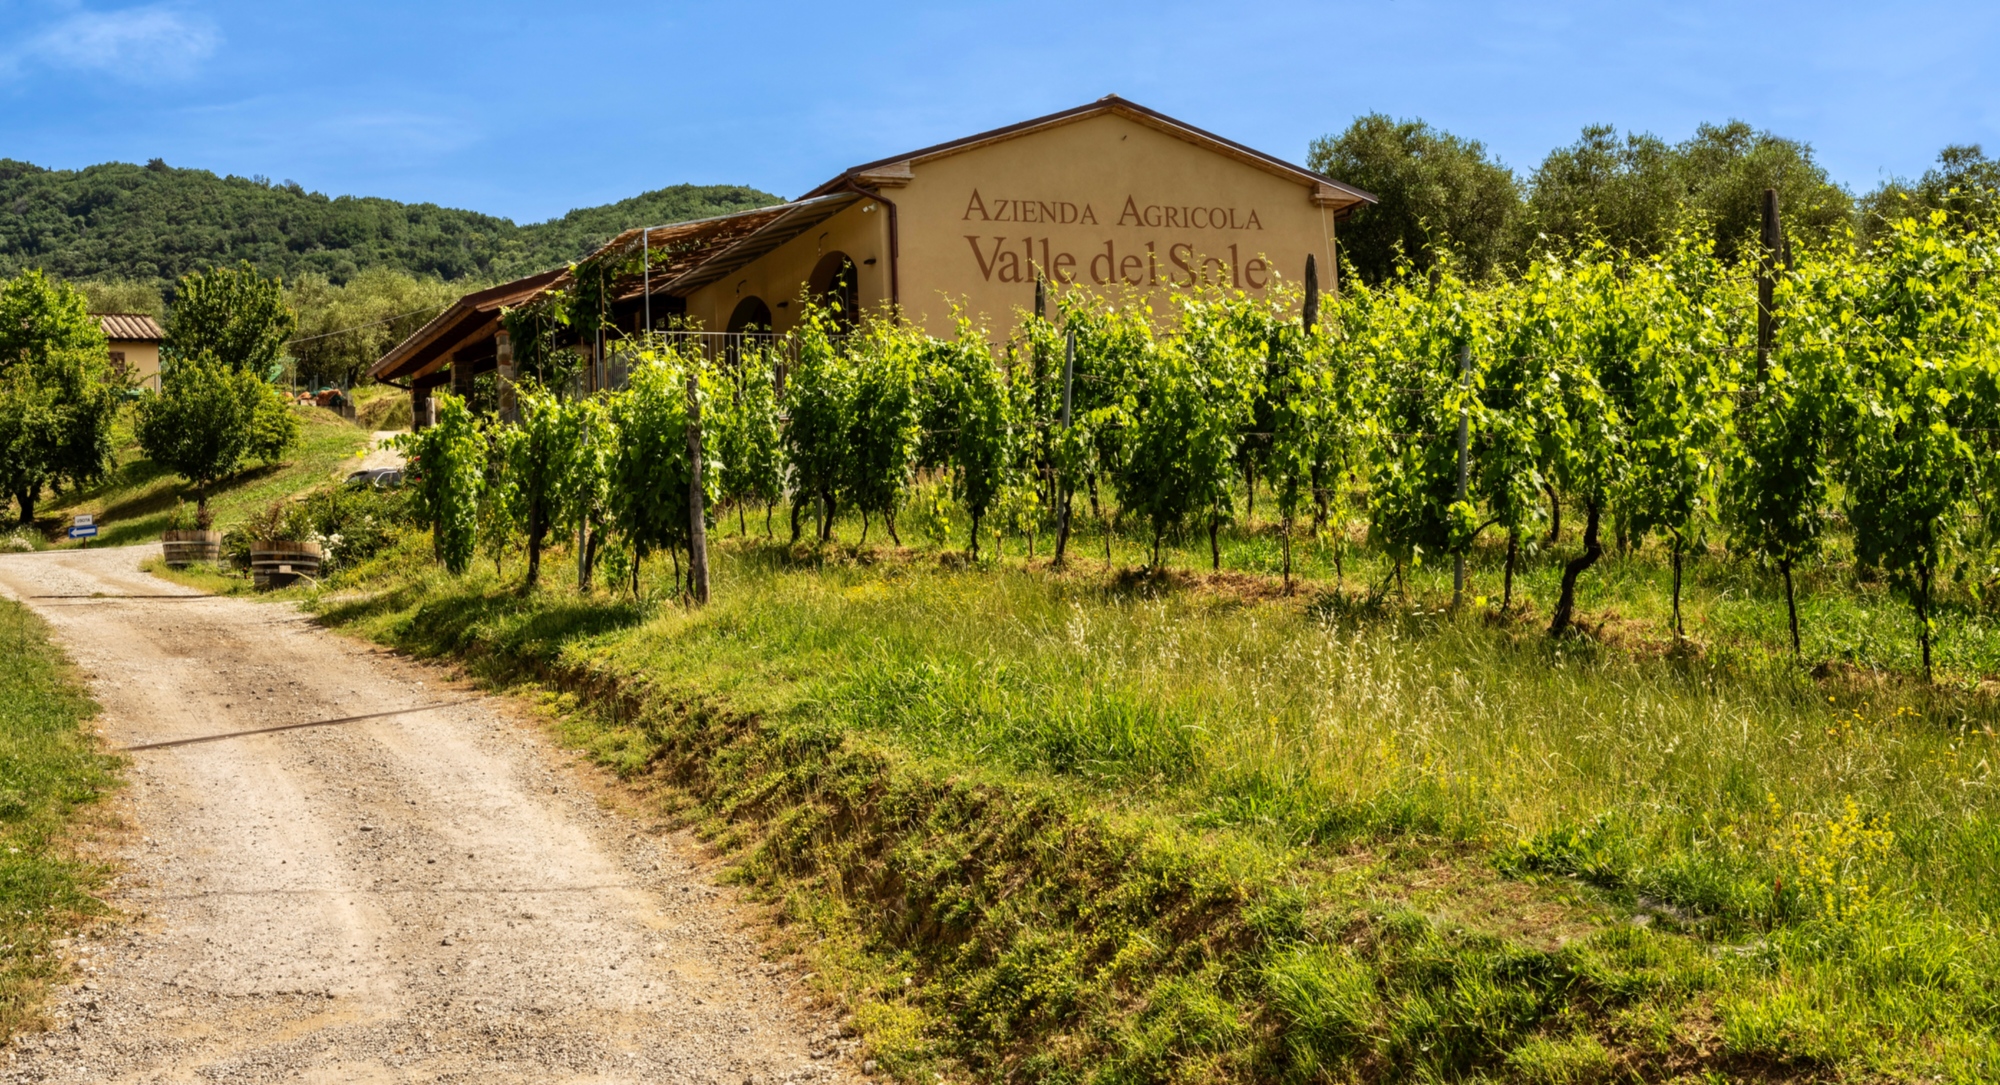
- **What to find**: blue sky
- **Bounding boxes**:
[3,1,1997,224]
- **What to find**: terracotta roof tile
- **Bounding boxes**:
[97,313,164,341]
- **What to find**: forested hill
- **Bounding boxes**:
[0,157,781,290]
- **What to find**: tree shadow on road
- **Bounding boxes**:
[319,578,650,676]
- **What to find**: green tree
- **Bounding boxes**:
[845,322,924,544]
[1674,121,1853,264]
[1051,292,1154,544]
[1307,114,1520,284]
[478,424,524,575]
[1524,121,1854,266]
[1303,293,1375,586]
[1362,263,1477,591]
[1619,238,1742,635]
[1521,125,1683,256]
[74,278,163,318]
[288,268,461,388]
[609,347,716,593]
[1111,299,1249,569]
[134,356,295,515]
[401,394,485,574]
[1478,260,1570,606]
[499,294,579,390]
[1860,145,2000,239]
[551,395,612,590]
[1543,253,1643,636]
[0,156,777,287]
[926,319,1016,557]
[0,270,120,521]
[713,346,784,536]
[508,384,596,588]
[1837,213,1996,680]
[164,262,297,376]
[782,307,854,543]
[1263,312,1325,588]
[1720,242,1849,659]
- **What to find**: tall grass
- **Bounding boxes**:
[0,599,120,1037]
[289,519,2000,1079]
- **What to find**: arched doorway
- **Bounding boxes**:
[727,296,773,333]
[809,252,860,330]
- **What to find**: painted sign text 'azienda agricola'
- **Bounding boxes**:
[960,189,1276,290]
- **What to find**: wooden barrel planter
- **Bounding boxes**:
[160,530,222,567]
[250,540,322,589]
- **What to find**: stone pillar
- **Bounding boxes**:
[451,354,475,403]
[412,382,432,431]
[495,330,517,422]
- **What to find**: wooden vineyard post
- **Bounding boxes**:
[1454,338,1470,609]
[1054,328,1076,566]
[686,366,711,604]
[1303,253,1319,332]
[1756,187,1780,387]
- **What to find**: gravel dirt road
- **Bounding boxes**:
[355,432,405,474]
[0,545,861,1084]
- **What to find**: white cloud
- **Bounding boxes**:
[12,5,219,81]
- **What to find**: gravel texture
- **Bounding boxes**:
[0,545,862,1084]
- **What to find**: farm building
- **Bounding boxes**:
[370,95,1374,423]
[98,313,164,391]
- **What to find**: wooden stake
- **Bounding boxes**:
[1757,187,1780,385]
[1054,329,1075,565]
[687,368,710,604]
[1453,339,1470,608]
[1303,253,1319,332]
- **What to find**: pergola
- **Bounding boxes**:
[369,194,863,424]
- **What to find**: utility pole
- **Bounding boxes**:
[1453,338,1470,608]
[686,367,710,604]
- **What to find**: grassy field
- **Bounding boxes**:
[0,599,121,1038]
[30,404,377,549]
[171,489,1994,1084]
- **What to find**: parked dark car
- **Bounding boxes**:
[344,468,405,489]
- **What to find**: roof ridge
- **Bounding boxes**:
[802,96,1376,205]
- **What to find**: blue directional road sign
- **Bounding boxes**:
[68,525,97,539]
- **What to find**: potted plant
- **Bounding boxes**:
[160,500,222,567]
[245,500,323,590]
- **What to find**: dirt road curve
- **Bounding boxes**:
[0,546,859,1084]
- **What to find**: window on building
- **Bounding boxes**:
[727,296,773,334]
[809,252,859,330]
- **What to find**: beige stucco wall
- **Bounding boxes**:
[680,201,893,336]
[889,111,1337,339]
[111,340,161,391]
[680,110,1338,342]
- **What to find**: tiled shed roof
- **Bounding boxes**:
[98,314,165,341]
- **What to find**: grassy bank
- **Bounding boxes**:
[0,599,121,1037]
[197,514,1996,1084]
[32,405,376,548]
